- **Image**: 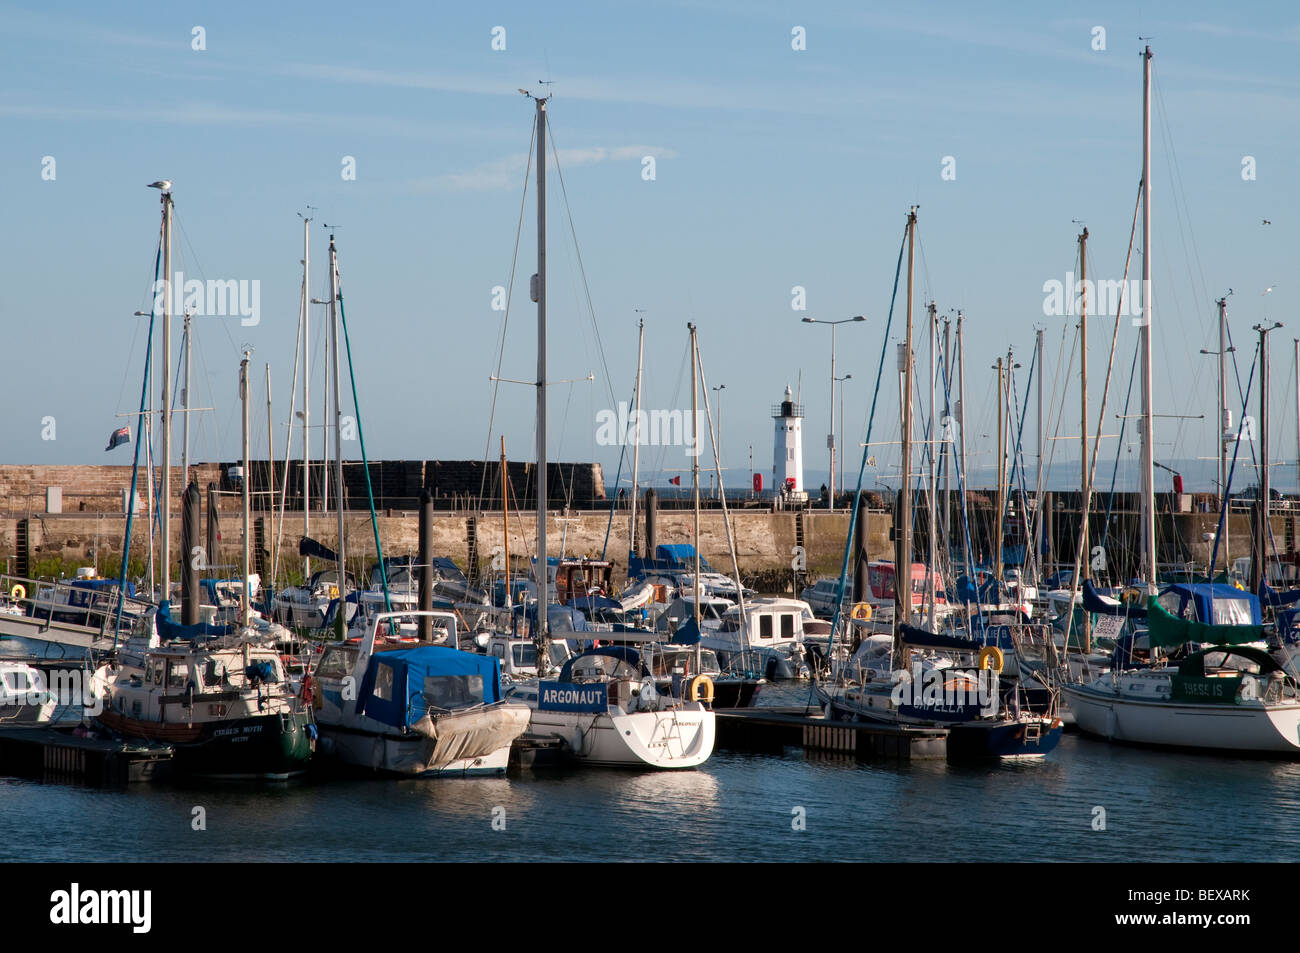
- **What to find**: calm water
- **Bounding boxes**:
[4,685,1299,863]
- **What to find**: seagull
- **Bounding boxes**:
[1263,285,1276,296]
[146,179,172,191]
[1263,219,1272,225]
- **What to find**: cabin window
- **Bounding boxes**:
[512,644,538,667]
[781,614,795,638]
[316,648,355,679]
[759,615,773,639]
[1212,598,1254,626]
[421,675,485,711]
[166,662,190,690]
[149,661,165,686]
[373,662,394,702]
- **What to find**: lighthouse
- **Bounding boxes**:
[772,385,806,500]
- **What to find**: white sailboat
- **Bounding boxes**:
[1059,46,1300,754]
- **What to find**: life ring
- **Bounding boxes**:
[9,584,25,602]
[687,674,715,705]
[977,645,1004,673]
[851,602,872,621]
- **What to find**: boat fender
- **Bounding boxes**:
[976,646,1004,673]
[687,674,714,705]
[851,602,872,621]
[9,584,25,602]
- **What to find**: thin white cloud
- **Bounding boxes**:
[430,145,679,192]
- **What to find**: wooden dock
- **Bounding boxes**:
[715,706,948,760]
[0,726,174,788]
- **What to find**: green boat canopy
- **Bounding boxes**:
[1147,596,1264,650]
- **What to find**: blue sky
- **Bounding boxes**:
[2,1,1298,493]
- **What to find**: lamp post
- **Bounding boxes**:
[835,373,851,502]
[802,315,866,511]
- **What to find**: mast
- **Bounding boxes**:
[160,186,173,604]
[239,350,252,628]
[690,323,702,632]
[898,208,916,626]
[995,356,1005,583]
[957,310,970,578]
[265,363,275,597]
[926,300,938,630]
[533,92,551,671]
[942,316,953,562]
[1139,44,1156,588]
[501,436,511,604]
[1034,325,1044,581]
[301,214,311,581]
[1254,322,1282,591]
[629,315,644,561]
[1295,337,1299,500]
[328,233,347,632]
[182,310,192,487]
[1217,296,1230,562]
[1079,226,1091,649]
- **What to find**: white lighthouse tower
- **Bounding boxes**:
[772,385,806,501]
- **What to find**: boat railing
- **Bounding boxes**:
[0,572,155,636]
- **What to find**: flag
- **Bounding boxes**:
[105,427,130,452]
[669,476,681,486]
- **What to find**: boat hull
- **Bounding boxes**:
[526,705,715,768]
[946,718,1063,760]
[96,708,314,780]
[1062,684,1300,754]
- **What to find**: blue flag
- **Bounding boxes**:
[105,426,130,451]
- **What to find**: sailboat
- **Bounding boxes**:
[94,346,315,780]
[815,207,1061,759]
[1058,46,1300,754]
[505,95,716,768]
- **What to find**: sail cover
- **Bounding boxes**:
[1146,596,1263,650]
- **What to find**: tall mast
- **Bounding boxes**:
[501,436,511,603]
[1078,227,1090,648]
[956,310,970,577]
[1139,44,1156,588]
[1034,325,1044,581]
[995,356,1005,583]
[690,323,701,631]
[160,186,173,604]
[629,315,644,561]
[1294,337,1299,500]
[926,300,938,630]
[328,234,347,631]
[533,92,550,670]
[265,363,275,595]
[942,316,953,561]
[1217,296,1230,562]
[301,214,311,580]
[1254,322,1281,591]
[239,350,252,628]
[898,208,917,626]
[182,310,192,487]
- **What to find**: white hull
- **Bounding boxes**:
[526,705,715,768]
[1062,683,1300,753]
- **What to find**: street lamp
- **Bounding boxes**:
[835,373,852,497]
[802,315,866,511]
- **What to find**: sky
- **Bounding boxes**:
[2,1,1298,494]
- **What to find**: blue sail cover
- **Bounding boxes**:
[628,543,717,580]
[355,646,502,729]
[1258,581,1300,610]
[1082,579,1148,619]
[898,623,983,651]
[155,600,235,641]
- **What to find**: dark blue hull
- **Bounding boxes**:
[947,718,1063,760]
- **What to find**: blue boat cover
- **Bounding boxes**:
[356,646,502,728]
[669,618,702,645]
[558,646,645,682]
[898,623,983,651]
[1082,579,1148,619]
[1258,581,1300,610]
[1160,582,1261,626]
[155,600,235,641]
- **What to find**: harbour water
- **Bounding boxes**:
[5,683,1298,863]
